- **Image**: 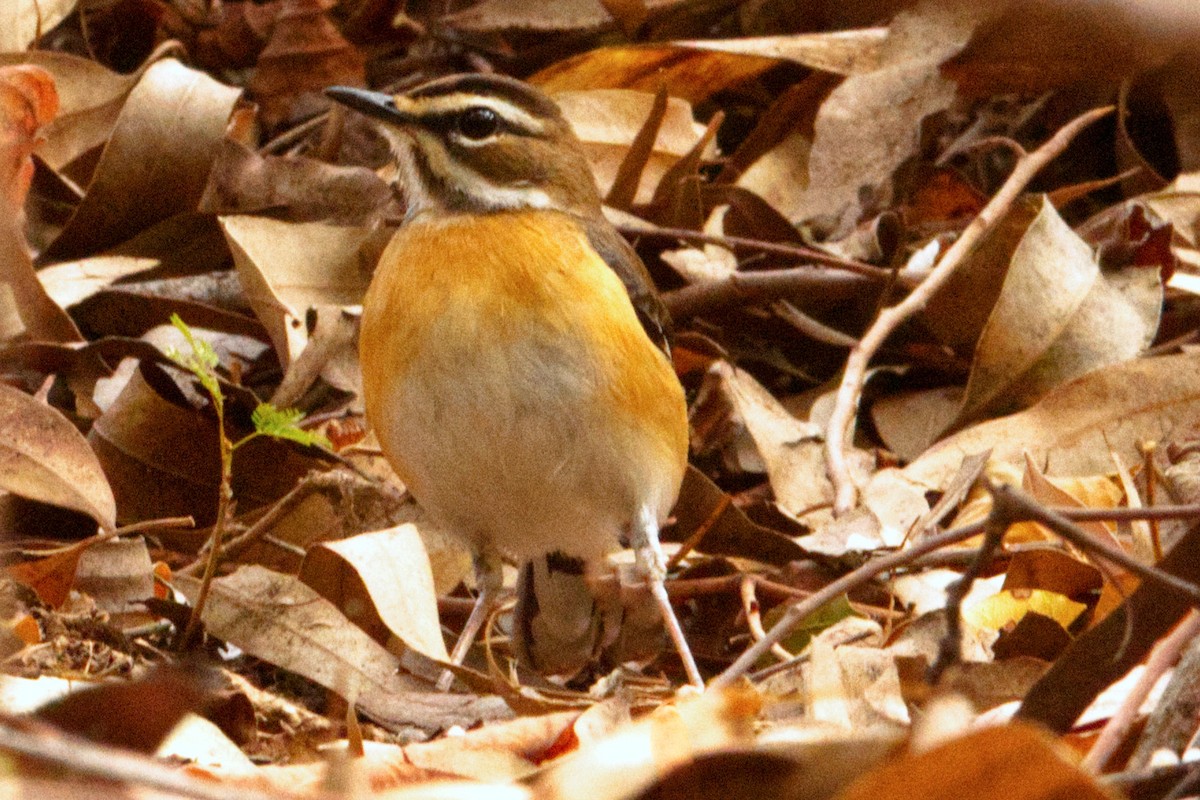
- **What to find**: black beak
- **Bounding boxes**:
[325,86,412,125]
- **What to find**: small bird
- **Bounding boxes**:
[326,74,702,688]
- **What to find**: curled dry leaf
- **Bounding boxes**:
[952,196,1162,427]
[901,352,1200,492]
[0,0,79,52]
[531,47,777,104]
[299,524,449,661]
[0,63,79,345]
[781,2,990,233]
[0,50,140,171]
[555,89,708,205]
[88,364,314,525]
[0,382,114,530]
[220,215,376,365]
[73,535,154,616]
[444,0,684,33]
[42,58,241,261]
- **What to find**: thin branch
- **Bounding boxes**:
[711,491,1200,688]
[0,719,294,800]
[662,265,873,320]
[710,517,989,689]
[772,299,860,348]
[740,576,792,663]
[990,484,1200,605]
[927,483,1023,682]
[1083,611,1200,773]
[617,222,894,280]
[824,106,1115,513]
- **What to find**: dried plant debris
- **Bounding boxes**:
[3,1,1200,798]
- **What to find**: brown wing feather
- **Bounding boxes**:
[581,216,673,356]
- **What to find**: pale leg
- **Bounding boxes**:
[630,505,704,689]
[437,547,503,691]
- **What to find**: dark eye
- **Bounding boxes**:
[457,107,499,140]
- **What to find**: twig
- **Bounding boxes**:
[740,576,792,663]
[661,265,873,320]
[1083,611,1200,773]
[927,490,1010,682]
[710,517,989,689]
[711,493,1200,688]
[0,718,297,800]
[748,629,875,683]
[992,483,1200,605]
[772,299,860,348]
[824,106,1115,513]
[665,492,729,571]
[617,222,894,279]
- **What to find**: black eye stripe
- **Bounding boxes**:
[417,108,542,139]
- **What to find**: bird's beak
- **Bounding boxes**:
[325,86,415,125]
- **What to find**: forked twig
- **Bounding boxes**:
[824,106,1115,513]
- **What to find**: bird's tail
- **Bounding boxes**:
[511,551,665,679]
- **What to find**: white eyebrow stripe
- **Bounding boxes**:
[398,92,546,135]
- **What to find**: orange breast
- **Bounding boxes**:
[359,210,687,557]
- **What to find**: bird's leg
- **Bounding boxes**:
[437,547,503,691]
[630,506,704,689]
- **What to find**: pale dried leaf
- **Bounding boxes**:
[954,196,1162,425]
[73,536,153,613]
[38,255,159,309]
[0,50,138,170]
[0,0,79,52]
[0,383,114,529]
[186,565,437,695]
[300,524,449,661]
[555,89,707,205]
[220,215,374,364]
[781,2,989,232]
[677,28,889,75]
[901,353,1200,491]
[43,58,241,260]
[444,0,684,32]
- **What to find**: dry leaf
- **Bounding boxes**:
[299,524,449,661]
[779,2,991,233]
[554,89,708,205]
[900,352,1200,492]
[531,47,777,104]
[0,50,140,171]
[0,1,78,51]
[42,58,241,261]
[835,722,1112,800]
[73,535,154,615]
[88,364,314,525]
[0,63,80,345]
[953,196,1162,425]
[444,0,685,33]
[676,28,889,75]
[220,215,375,365]
[0,382,114,529]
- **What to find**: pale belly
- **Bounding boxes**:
[371,312,680,563]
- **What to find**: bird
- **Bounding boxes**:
[326,73,703,688]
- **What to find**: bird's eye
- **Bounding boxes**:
[457,107,499,140]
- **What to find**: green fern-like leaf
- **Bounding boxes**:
[166,313,221,399]
[251,403,331,449]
